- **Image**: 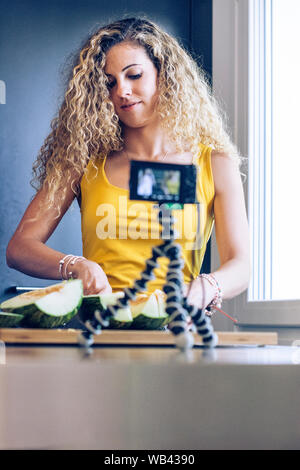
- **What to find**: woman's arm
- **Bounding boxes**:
[6,185,76,279]
[6,183,112,295]
[210,151,250,298]
[186,151,250,309]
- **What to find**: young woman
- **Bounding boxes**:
[6,17,250,312]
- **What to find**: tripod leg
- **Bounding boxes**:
[183,299,218,348]
[162,242,194,351]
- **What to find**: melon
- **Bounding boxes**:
[0,280,83,328]
[130,290,169,330]
[79,289,169,330]
[0,311,24,327]
[79,291,133,329]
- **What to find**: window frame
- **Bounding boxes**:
[212,0,300,327]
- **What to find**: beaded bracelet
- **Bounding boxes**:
[197,273,223,316]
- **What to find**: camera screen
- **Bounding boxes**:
[129,160,197,205]
[137,168,181,201]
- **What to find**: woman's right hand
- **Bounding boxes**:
[69,258,112,295]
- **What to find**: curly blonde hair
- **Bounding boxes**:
[31,17,242,212]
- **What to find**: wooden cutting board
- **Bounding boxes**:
[0,328,278,346]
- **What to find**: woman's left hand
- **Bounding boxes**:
[183,276,216,311]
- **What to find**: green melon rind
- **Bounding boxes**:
[0,311,24,327]
[130,314,169,330]
[109,317,133,329]
[0,280,83,329]
[21,303,82,328]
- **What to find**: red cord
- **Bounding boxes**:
[212,305,238,323]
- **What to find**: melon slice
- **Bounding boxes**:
[0,280,83,328]
[79,291,133,329]
[79,290,169,330]
[130,290,169,330]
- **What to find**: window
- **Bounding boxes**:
[212,0,300,327]
[249,0,300,302]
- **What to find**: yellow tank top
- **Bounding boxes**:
[80,143,215,293]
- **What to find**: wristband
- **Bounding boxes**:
[59,254,74,279]
[197,273,223,316]
[66,256,86,279]
[59,254,86,280]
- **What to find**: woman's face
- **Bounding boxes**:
[104,42,159,129]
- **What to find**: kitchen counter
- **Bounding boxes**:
[0,330,300,450]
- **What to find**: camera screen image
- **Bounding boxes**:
[129,160,197,205]
[137,168,181,201]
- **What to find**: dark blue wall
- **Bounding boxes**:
[0,0,212,301]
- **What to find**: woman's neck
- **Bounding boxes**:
[122,122,174,160]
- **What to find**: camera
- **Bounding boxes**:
[129,160,198,206]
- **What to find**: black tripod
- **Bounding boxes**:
[78,204,218,350]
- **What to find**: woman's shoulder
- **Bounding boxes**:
[210,150,242,195]
[198,142,239,168]
[210,149,241,169]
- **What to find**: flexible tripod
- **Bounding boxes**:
[78,204,218,350]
